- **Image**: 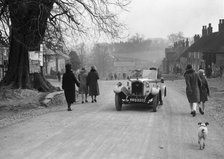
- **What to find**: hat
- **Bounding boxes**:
[91,65,96,70]
[65,63,71,70]
[81,67,86,71]
[198,69,205,76]
[186,64,192,70]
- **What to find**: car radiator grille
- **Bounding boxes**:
[131,81,143,96]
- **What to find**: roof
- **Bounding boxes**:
[182,31,224,57]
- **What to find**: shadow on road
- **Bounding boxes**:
[171,111,192,118]
[187,142,201,151]
[103,103,161,113]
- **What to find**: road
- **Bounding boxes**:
[0,80,224,159]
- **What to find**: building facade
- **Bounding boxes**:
[181,20,224,77]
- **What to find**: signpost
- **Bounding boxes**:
[28,43,44,74]
[39,44,44,75]
[29,51,40,73]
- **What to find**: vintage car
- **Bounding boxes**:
[113,68,166,112]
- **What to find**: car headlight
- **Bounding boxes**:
[117,82,122,87]
[145,83,149,88]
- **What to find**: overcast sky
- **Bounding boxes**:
[121,0,224,39]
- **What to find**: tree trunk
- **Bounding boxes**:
[0,0,56,92]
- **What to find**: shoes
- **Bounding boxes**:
[192,110,196,117]
[94,99,97,102]
[85,100,88,103]
[82,101,84,104]
[199,107,204,115]
[92,100,94,103]
[67,108,72,111]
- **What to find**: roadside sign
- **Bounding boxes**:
[29,51,40,73]
[39,44,43,66]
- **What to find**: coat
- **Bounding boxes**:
[184,68,201,103]
[87,69,99,96]
[198,74,210,102]
[78,70,88,94]
[62,71,80,104]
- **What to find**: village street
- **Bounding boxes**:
[0,80,224,159]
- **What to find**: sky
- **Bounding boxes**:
[121,0,224,39]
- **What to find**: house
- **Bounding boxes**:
[112,55,136,79]
[181,20,224,77]
[43,46,70,76]
[111,55,153,80]
[163,39,189,74]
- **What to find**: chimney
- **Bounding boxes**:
[182,40,185,47]
[202,26,207,37]
[185,38,189,47]
[218,19,224,32]
[207,23,213,35]
[194,34,200,42]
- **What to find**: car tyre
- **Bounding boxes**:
[152,95,158,112]
[115,93,122,111]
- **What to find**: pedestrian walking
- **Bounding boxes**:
[206,65,212,78]
[87,66,100,103]
[62,63,80,111]
[78,67,88,103]
[57,71,61,82]
[184,64,201,117]
[198,69,210,115]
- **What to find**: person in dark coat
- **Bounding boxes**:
[57,71,61,82]
[198,69,210,115]
[62,63,80,111]
[184,64,201,117]
[206,65,212,78]
[87,66,99,103]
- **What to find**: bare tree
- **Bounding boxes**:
[76,43,88,68]
[167,32,185,45]
[91,43,114,78]
[0,0,130,91]
[69,50,81,71]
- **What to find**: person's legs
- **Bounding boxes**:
[91,96,94,103]
[199,102,205,115]
[85,93,88,102]
[81,93,84,103]
[94,95,97,102]
[192,102,197,116]
[67,102,72,111]
[202,102,205,112]
[190,103,193,113]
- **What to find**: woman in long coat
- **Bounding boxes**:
[198,69,210,115]
[184,64,201,116]
[62,64,80,111]
[78,67,88,103]
[87,66,99,103]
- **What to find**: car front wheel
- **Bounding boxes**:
[115,94,122,111]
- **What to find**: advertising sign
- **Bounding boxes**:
[39,44,44,66]
[29,51,40,73]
